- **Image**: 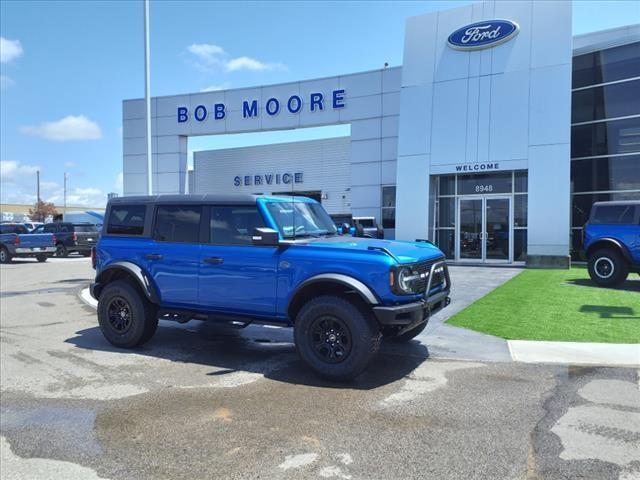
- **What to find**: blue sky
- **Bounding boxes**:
[1,0,638,207]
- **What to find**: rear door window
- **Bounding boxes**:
[44,224,57,233]
[592,205,636,224]
[107,205,146,235]
[153,205,201,243]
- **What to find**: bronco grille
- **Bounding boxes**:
[413,260,446,293]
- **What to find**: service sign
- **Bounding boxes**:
[447,20,519,50]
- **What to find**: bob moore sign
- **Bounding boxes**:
[448,20,519,50]
[177,90,345,124]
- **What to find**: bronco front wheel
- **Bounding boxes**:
[294,295,380,381]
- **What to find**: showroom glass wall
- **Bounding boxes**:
[570,41,640,259]
[434,171,528,262]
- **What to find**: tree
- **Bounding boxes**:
[29,200,58,222]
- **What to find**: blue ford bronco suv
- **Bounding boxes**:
[584,200,640,287]
[91,195,450,380]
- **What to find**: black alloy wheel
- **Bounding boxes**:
[107,296,133,334]
[309,315,352,364]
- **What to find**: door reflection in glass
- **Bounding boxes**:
[486,198,510,260]
[459,199,482,259]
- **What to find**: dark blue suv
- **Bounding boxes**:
[91,195,451,380]
[584,200,640,287]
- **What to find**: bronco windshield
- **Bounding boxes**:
[266,201,337,238]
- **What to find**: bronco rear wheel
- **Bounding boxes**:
[587,248,628,287]
[98,280,158,348]
[294,295,380,381]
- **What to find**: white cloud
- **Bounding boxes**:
[0,75,15,89]
[20,115,102,142]
[0,37,23,63]
[46,187,105,207]
[185,43,286,73]
[200,83,229,92]
[64,161,77,168]
[1,160,40,205]
[0,160,39,180]
[224,56,285,72]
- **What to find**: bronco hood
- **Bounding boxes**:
[305,236,445,264]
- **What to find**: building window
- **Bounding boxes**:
[381,186,396,229]
[570,41,640,260]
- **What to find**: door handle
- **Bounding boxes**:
[203,257,224,265]
[145,253,163,260]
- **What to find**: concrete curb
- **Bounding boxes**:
[79,287,97,309]
[508,340,640,367]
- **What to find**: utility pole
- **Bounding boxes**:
[144,0,153,195]
[36,170,41,221]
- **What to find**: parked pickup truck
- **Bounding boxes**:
[91,195,451,380]
[0,223,56,263]
[584,200,640,287]
[32,222,99,257]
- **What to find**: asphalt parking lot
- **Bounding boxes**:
[1,259,638,480]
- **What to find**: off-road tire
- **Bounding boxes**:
[0,247,12,264]
[56,244,69,258]
[36,254,48,263]
[97,280,158,348]
[294,295,381,381]
[382,320,428,342]
[587,248,629,287]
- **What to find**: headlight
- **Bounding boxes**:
[395,266,421,294]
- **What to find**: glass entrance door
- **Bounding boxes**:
[485,197,510,262]
[458,198,483,260]
[457,197,511,262]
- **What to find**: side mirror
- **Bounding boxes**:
[376,225,384,239]
[252,227,279,246]
[355,224,365,237]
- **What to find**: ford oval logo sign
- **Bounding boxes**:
[448,20,519,50]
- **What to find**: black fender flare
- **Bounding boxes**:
[94,261,159,303]
[286,273,380,316]
[586,238,632,263]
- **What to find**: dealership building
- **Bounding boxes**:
[122,0,639,267]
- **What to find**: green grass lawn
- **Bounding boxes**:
[446,266,640,344]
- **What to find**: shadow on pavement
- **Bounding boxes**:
[65,320,429,390]
[566,278,640,293]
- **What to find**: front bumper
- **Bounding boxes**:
[373,291,451,326]
[14,246,56,255]
[373,260,451,328]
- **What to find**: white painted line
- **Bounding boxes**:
[508,340,640,367]
[79,287,98,309]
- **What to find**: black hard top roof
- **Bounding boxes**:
[108,194,259,205]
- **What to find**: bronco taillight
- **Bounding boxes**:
[52,234,57,244]
[72,232,78,242]
[13,235,20,246]
[91,247,97,269]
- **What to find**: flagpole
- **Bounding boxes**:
[144,0,152,195]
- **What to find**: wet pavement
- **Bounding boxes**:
[1,259,638,479]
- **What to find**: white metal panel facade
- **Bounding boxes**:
[193,137,352,214]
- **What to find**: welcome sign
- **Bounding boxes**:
[447,20,519,50]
